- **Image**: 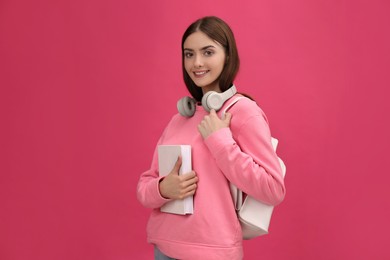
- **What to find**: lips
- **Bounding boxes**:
[193,70,209,78]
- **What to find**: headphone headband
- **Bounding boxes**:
[177,85,237,117]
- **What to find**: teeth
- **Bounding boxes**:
[194,71,207,75]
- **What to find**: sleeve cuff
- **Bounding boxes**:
[153,176,172,205]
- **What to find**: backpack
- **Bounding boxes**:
[223,97,287,239]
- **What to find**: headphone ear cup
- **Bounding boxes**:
[177,96,196,117]
[201,91,223,112]
[201,92,212,112]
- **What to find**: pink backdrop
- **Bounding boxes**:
[1,0,389,259]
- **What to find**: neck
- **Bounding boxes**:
[202,82,221,94]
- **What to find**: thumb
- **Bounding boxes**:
[171,156,182,175]
[223,112,232,125]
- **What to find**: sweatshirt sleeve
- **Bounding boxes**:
[204,106,286,206]
[136,133,172,209]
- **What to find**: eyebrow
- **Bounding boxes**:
[183,45,216,52]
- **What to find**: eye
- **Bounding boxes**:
[204,50,214,56]
[184,52,193,58]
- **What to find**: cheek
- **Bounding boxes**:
[212,55,226,70]
[215,58,226,72]
[184,60,192,74]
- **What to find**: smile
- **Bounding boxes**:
[193,70,209,77]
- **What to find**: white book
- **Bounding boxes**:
[158,145,193,215]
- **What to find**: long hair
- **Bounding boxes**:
[181,16,240,101]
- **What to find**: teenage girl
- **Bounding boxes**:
[137,16,286,260]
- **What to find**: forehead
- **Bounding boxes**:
[183,31,223,50]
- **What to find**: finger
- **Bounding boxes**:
[183,183,197,194]
[182,175,198,186]
[209,109,217,117]
[179,190,196,200]
[181,171,197,181]
[171,156,182,175]
[224,112,232,125]
[197,125,207,139]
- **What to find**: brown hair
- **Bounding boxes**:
[181,16,240,101]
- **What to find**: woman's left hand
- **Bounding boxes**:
[198,109,232,139]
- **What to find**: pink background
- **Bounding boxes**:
[1,0,389,259]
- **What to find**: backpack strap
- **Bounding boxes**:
[223,96,246,209]
[223,96,286,210]
[221,96,246,117]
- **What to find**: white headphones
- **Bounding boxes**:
[177,85,237,117]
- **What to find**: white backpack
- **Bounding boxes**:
[223,97,286,239]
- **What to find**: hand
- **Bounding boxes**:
[159,156,198,200]
[198,109,232,139]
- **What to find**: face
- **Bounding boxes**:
[183,31,226,93]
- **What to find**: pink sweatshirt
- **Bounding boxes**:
[137,95,286,260]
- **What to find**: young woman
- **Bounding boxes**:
[137,16,286,260]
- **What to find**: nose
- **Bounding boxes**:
[194,54,203,68]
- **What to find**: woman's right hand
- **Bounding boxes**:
[159,156,198,200]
